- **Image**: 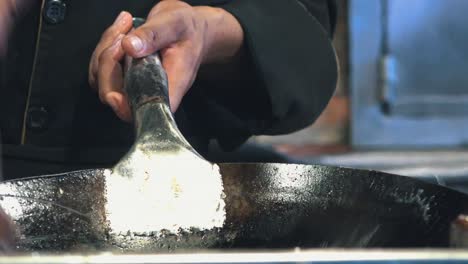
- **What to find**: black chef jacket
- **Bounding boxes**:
[0,0,338,179]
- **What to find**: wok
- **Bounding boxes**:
[0,163,467,252]
[2,18,467,253]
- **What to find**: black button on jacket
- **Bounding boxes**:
[0,0,338,178]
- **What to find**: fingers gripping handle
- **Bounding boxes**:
[124,55,170,110]
[124,18,170,114]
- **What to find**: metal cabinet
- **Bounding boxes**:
[351,0,468,148]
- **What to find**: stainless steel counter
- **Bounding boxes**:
[2,249,468,264]
[302,150,468,194]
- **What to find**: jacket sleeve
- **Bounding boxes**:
[217,0,338,135]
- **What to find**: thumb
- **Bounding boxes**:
[122,14,184,58]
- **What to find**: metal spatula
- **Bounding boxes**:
[104,20,225,235]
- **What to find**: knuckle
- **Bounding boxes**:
[185,51,198,67]
[161,47,176,58]
[90,52,99,69]
[98,86,110,105]
[140,27,157,43]
[179,10,198,36]
[88,55,96,74]
[97,47,112,65]
[97,53,105,66]
[88,55,98,88]
[189,16,198,33]
[88,73,96,88]
[138,27,160,51]
[178,7,194,22]
[147,8,158,18]
[102,26,119,40]
[98,89,106,103]
[89,50,97,64]
[160,0,191,9]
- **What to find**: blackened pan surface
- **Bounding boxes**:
[0,163,466,253]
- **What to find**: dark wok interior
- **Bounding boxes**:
[0,163,467,253]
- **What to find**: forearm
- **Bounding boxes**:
[197,6,244,65]
[195,5,247,86]
[205,0,339,135]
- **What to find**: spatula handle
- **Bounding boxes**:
[124,18,171,115]
[124,54,170,111]
[122,17,198,155]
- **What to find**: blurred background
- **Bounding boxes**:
[250,0,468,192]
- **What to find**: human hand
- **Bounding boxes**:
[89,0,244,121]
[0,0,32,57]
[0,0,19,57]
[0,207,15,251]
